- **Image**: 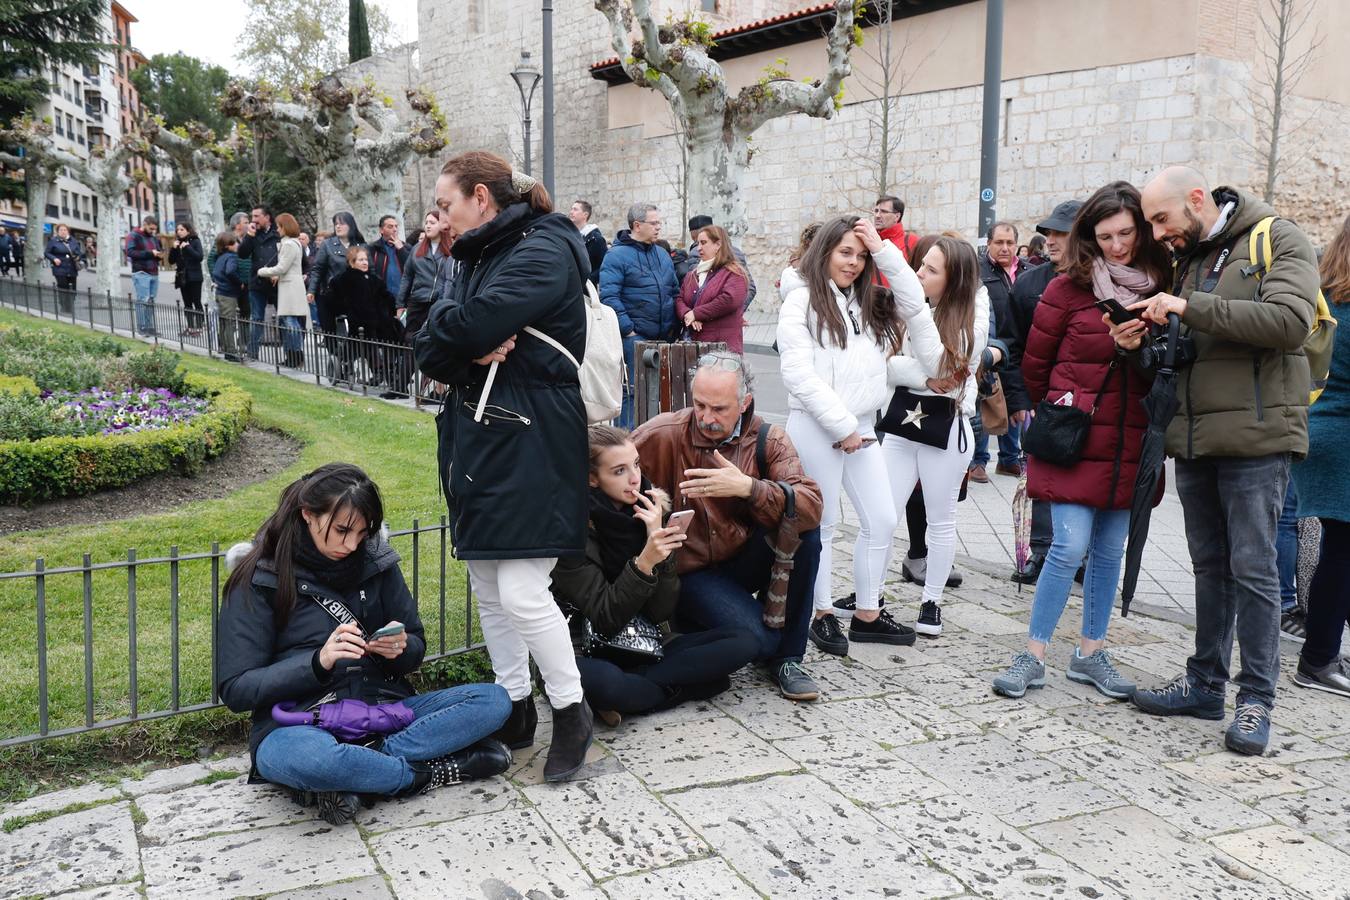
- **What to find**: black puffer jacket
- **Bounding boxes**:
[216,535,425,762]
[398,245,451,337]
[324,267,403,342]
[239,224,280,295]
[415,203,590,560]
[308,237,356,297]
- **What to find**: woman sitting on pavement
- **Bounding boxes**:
[677,224,749,352]
[551,425,759,724]
[993,180,1168,699]
[217,463,512,826]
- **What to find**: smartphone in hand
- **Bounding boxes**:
[666,509,695,534]
[370,621,405,639]
[1095,297,1139,326]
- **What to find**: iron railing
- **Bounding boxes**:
[0,519,479,748]
[0,277,446,406]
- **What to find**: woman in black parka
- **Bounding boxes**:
[217,463,512,826]
[415,150,592,783]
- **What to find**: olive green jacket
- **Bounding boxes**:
[1168,187,1319,459]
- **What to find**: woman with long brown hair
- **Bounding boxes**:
[415,150,594,781]
[1290,213,1350,700]
[880,234,987,638]
[398,207,456,337]
[993,180,1170,699]
[677,224,749,351]
[778,216,920,655]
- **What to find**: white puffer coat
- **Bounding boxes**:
[777,242,924,441]
[886,283,991,418]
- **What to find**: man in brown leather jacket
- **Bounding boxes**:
[632,352,825,701]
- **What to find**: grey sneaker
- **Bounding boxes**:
[772,660,820,702]
[1067,649,1136,699]
[992,651,1046,698]
[1293,656,1350,699]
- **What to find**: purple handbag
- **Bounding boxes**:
[272,698,415,742]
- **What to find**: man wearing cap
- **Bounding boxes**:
[1002,199,1083,584]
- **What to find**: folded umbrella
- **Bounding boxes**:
[1119,313,1183,617]
[1011,420,1032,589]
[272,698,416,742]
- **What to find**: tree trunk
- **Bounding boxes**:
[685,120,750,239]
[22,172,51,286]
[94,197,122,299]
[326,159,405,239]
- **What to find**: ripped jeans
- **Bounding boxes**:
[1026,503,1129,645]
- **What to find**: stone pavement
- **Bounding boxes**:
[4,559,1349,899]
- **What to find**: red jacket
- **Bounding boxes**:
[676,265,747,352]
[1021,275,1161,510]
[879,222,919,262]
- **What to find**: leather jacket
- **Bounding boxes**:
[631,406,823,574]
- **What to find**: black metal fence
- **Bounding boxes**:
[0,519,480,748]
[0,277,445,406]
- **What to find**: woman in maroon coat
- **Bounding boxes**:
[993,181,1171,701]
[677,225,748,352]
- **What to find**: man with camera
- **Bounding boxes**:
[1109,166,1320,756]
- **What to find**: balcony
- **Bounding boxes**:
[85,103,102,123]
[83,79,101,97]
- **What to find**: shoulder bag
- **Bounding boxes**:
[1022,360,1117,467]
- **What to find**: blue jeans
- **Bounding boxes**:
[677,528,819,666]
[1177,454,1289,710]
[280,315,305,352]
[1027,504,1129,644]
[247,289,269,358]
[971,418,1021,469]
[132,271,158,333]
[255,684,511,795]
[617,334,640,429]
[1276,481,1299,612]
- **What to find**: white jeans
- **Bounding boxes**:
[881,417,974,606]
[466,557,583,708]
[787,411,897,612]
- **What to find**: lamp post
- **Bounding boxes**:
[541,0,555,196]
[510,50,542,176]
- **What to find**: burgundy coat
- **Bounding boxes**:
[1021,275,1161,510]
[676,266,747,352]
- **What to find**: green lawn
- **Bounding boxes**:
[0,308,475,747]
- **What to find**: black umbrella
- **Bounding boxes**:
[1119,313,1183,617]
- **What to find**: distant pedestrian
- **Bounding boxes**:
[0,229,12,275]
[367,215,410,301]
[44,223,84,313]
[677,225,749,352]
[238,206,280,360]
[126,216,163,335]
[256,213,309,368]
[398,208,454,338]
[210,231,246,362]
[873,195,919,262]
[169,222,205,335]
[569,200,608,286]
[308,212,366,328]
[970,221,1030,481]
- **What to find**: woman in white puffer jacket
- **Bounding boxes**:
[777,217,926,656]
[881,235,990,639]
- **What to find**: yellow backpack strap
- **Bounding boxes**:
[1246,216,1276,281]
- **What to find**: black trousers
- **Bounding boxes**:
[576,625,759,715]
[180,281,204,329]
[1302,518,1350,669]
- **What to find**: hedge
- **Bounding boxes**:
[0,375,37,397]
[0,374,252,505]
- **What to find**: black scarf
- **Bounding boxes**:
[294,525,368,594]
[588,482,651,582]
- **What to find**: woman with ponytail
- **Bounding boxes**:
[415,150,595,782]
[217,463,512,826]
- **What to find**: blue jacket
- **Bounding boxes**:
[1292,299,1350,521]
[45,236,83,278]
[598,230,679,339]
[211,251,243,299]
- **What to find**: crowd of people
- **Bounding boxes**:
[204,149,1348,828]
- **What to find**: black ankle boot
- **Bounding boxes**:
[544,701,594,783]
[404,738,512,794]
[288,787,360,825]
[492,696,538,749]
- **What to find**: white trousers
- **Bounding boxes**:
[787,411,897,612]
[881,417,975,606]
[466,557,583,708]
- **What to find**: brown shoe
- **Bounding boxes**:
[968,465,989,483]
[995,462,1024,477]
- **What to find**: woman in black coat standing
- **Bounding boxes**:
[44,223,84,313]
[416,150,593,782]
[169,222,205,335]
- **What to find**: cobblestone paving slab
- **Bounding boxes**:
[665,772,966,897]
[598,857,761,899]
[136,775,313,842]
[119,762,213,797]
[816,696,931,745]
[524,771,708,878]
[370,807,596,899]
[0,803,139,898]
[772,730,949,806]
[140,819,375,900]
[1208,824,1350,900]
[711,685,833,740]
[1256,784,1350,854]
[0,781,122,820]
[356,776,518,833]
[47,884,143,900]
[1051,702,1226,762]
[1163,752,1327,801]
[870,795,1127,900]
[265,875,395,899]
[598,714,799,792]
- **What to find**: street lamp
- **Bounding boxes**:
[510,50,542,176]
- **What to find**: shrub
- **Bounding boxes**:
[0,374,252,505]
[0,326,124,393]
[127,347,187,395]
[0,375,37,397]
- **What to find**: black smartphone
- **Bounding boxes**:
[1095,297,1139,326]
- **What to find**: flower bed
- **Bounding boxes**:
[7,388,211,441]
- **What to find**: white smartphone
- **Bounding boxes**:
[666,510,695,534]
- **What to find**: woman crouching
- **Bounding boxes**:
[551,426,758,724]
[217,463,512,825]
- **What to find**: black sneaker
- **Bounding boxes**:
[848,609,916,646]
[831,592,884,621]
[809,613,849,656]
[915,601,942,637]
[1280,610,1307,642]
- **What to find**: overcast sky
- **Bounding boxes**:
[121,0,418,74]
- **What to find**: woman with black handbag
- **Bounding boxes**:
[779,217,920,657]
[550,426,758,725]
[876,235,989,638]
[992,181,1169,700]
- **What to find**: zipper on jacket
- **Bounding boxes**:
[1252,356,1265,422]
[847,308,861,335]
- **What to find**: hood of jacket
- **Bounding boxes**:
[1186,187,1274,257]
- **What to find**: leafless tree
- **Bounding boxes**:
[1246,0,1324,202]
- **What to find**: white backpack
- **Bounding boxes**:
[524,281,625,424]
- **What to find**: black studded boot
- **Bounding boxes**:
[404,738,513,794]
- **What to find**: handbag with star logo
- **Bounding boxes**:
[876,386,961,449]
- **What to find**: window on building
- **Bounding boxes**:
[55,117,64,136]
[701,0,717,10]
[60,190,69,216]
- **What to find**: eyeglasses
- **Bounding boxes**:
[642,219,662,227]
[698,354,744,372]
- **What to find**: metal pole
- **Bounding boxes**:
[977,0,1004,238]
[524,112,533,176]
[542,0,555,197]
